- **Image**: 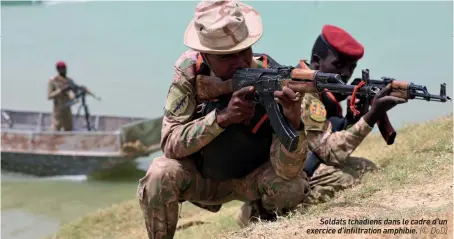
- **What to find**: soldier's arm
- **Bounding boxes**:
[47,79,62,100]
[269,128,308,180]
[302,94,373,167]
[161,68,225,159]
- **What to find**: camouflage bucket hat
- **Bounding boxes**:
[184,0,263,55]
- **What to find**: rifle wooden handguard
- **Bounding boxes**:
[290,68,318,80]
[390,80,410,100]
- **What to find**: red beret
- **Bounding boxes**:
[321,24,364,60]
[56,61,66,68]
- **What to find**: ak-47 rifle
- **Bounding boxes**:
[63,79,102,131]
[195,66,451,152]
[66,79,102,102]
[340,69,451,145]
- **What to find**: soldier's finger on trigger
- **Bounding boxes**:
[240,86,255,98]
[282,86,297,99]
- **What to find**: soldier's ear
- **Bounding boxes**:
[311,54,321,70]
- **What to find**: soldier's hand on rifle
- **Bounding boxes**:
[274,86,302,130]
[216,86,255,128]
[346,96,369,121]
[363,84,407,127]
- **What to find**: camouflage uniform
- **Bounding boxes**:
[47,75,74,131]
[137,50,311,239]
[299,92,378,206]
[300,55,378,205]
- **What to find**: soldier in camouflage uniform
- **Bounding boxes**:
[137,2,310,238]
[47,61,75,131]
[236,25,407,227]
[300,25,377,206]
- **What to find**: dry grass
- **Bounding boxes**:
[49,114,453,239]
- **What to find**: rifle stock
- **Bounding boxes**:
[195,75,233,100]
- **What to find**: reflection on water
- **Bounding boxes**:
[1,153,160,239]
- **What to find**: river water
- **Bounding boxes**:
[1,1,452,239]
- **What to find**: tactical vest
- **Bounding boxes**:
[190,53,274,181]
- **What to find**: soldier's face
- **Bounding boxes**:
[315,50,357,84]
[57,67,67,76]
[203,48,253,80]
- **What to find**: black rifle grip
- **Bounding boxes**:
[377,113,396,145]
[262,96,299,152]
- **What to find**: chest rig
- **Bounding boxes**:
[190,53,274,181]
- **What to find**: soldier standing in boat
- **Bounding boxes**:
[47,61,75,131]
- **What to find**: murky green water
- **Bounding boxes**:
[1,155,156,239]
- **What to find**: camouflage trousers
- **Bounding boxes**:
[236,156,378,227]
[303,156,378,205]
[137,156,311,239]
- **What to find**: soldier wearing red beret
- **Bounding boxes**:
[47,61,84,131]
[299,24,379,207]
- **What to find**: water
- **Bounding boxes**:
[1,1,453,239]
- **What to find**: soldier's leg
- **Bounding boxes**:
[51,116,62,131]
[236,116,368,227]
[137,156,236,239]
[303,156,379,206]
[235,161,310,227]
[61,115,73,131]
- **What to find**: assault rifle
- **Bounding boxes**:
[195,66,451,152]
[66,79,102,102]
[336,69,451,144]
[63,79,102,131]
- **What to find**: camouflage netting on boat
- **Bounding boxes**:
[121,140,161,157]
[119,117,163,158]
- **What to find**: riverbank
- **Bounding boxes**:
[49,114,453,239]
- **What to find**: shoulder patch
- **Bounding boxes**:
[165,85,191,117]
[309,99,327,122]
[170,94,189,116]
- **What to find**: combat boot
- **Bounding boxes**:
[235,200,278,228]
[235,201,258,228]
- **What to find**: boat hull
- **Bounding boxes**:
[1,152,130,176]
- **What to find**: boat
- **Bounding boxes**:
[1,1,43,7]
[1,108,163,176]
